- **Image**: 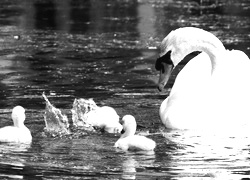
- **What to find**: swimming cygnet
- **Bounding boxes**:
[114,115,156,151]
[86,106,123,133]
[0,106,32,143]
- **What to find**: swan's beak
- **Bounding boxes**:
[158,63,173,92]
[121,129,125,134]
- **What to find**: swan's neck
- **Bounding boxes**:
[121,125,136,138]
[13,117,25,128]
[195,40,225,73]
[14,121,25,128]
[169,28,226,74]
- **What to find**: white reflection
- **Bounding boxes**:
[0,174,23,179]
[0,142,30,153]
[137,2,156,39]
[137,1,157,51]
[0,142,30,179]
[163,130,250,178]
[121,151,155,180]
[122,156,137,180]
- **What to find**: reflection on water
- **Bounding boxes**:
[156,130,250,178]
[121,151,156,180]
[0,0,250,179]
[122,157,137,180]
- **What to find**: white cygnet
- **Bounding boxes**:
[0,106,32,143]
[115,115,156,151]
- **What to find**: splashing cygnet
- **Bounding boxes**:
[114,115,156,151]
[0,106,32,143]
[86,106,123,133]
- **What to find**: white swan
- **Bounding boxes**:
[115,115,156,151]
[0,106,32,143]
[155,27,250,133]
[86,106,123,133]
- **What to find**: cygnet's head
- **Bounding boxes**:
[11,106,26,127]
[105,123,123,134]
[100,106,120,121]
[114,122,123,133]
[120,115,137,137]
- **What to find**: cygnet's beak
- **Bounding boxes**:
[116,123,123,134]
[118,117,125,134]
[119,117,124,125]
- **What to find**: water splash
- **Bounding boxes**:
[42,92,70,136]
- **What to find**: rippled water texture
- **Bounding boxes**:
[0,0,250,179]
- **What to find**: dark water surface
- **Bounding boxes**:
[0,0,250,179]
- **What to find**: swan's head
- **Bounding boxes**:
[155,27,225,91]
[155,27,200,91]
[120,115,137,138]
[11,106,26,128]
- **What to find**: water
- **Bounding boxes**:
[0,0,250,179]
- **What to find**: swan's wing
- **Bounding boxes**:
[160,47,250,130]
[229,50,249,61]
[207,50,250,129]
[211,50,250,90]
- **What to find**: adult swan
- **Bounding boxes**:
[155,27,250,134]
